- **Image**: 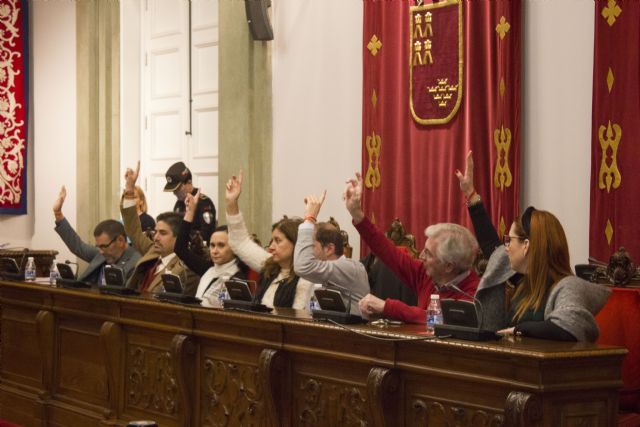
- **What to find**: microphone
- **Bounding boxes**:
[441,282,485,331]
[310,281,366,324]
[65,260,79,276]
[435,283,500,341]
[325,281,366,315]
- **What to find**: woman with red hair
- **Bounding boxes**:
[456,152,610,341]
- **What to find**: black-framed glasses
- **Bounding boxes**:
[96,235,118,250]
[503,234,525,247]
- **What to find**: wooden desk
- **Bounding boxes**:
[0,280,625,427]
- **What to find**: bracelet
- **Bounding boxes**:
[304,215,317,223]
[466,190,478,201]
[466,193,481,207]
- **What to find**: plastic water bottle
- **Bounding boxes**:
[49,259,59,285]
[426,294,443,333]
[309,294,320,312]
[218,286,228,305]
[24,257,36,281]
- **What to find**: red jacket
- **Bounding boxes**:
[355,217,479,324]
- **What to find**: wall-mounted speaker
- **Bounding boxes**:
[245,0,274,41]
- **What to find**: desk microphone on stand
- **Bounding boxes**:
[434,283,501,341]
[310,281,366,324]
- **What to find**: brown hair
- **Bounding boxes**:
[315,222,344,256]
[512,208,573,321]
[262,216,303,281]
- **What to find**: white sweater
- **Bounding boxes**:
[226,212,313,309]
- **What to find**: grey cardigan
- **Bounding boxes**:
[477,246,610,342]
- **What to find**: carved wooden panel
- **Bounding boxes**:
[296,375,369,426]
[200,357,264,427]
[126,345,179,416]
[410,397,504,427]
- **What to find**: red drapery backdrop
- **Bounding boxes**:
[362,0,521,251]
[0,0,28,215]
[590,0,640,262]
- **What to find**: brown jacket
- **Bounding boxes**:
[121,204,199,295]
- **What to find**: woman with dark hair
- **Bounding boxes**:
[224,170,313,309]
[174,191,247,306]
[456,152,610,341]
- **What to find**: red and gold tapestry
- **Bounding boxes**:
[590,1,640,262]
[362,0,521,250]
[0,0,28,215]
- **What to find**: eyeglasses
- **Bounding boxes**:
[503,234,526,247]
[95,235,118,250]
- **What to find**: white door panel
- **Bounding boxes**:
[142,0,218,218]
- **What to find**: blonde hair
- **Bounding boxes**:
[134,186,149,213]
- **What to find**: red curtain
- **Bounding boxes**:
[0,0,28,215]
[361,0,521,251]
[590,0,640,262]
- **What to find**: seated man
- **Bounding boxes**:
[293,191,369,314]
[53,186,140,284]
[343,173,480,324]
[122,163,199,295]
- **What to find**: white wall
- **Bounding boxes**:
[522,0,594,264]
[271,0,364,255]
[28,1,77,264]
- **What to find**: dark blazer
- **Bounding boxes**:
[54,217,141,283]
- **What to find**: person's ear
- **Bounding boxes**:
[523,239,530,256]
[325,243,336,256]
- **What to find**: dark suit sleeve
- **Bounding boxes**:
[196,197,217,244]
[468,202,502,259]
[515,320,577,341]
[174,219,213,276]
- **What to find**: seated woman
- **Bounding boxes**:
[224,170,313,310]
[174,191,248,307]
[133,185,156,233]
[456,152,610,341]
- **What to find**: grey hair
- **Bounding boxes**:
[424,223,478,272]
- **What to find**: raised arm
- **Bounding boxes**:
[225,170,243,216]
[455,151,501,258]
[224,170,270,271]
[121,162,152,254]
[343,172,365,224]
[53,185,100,262]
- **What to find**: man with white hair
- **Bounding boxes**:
[344,173,480,324]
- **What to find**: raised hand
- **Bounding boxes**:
[124,161,140,192]
[53,185,67,214]
[343,172,365,223]
[184,189,201,223]
[455,151,475,198]
[225,170,244,215]
[303,190,327,221]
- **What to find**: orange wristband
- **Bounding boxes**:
[466,190,478,201]
[304,215,317,223]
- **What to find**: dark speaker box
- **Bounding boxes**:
[245,0,273,41]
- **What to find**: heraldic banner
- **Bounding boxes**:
[590,0,640,262]
[362,0,521,250]
[0,0,28,215]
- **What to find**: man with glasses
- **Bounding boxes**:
[343,173,480,324]
[53,186,141,284]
